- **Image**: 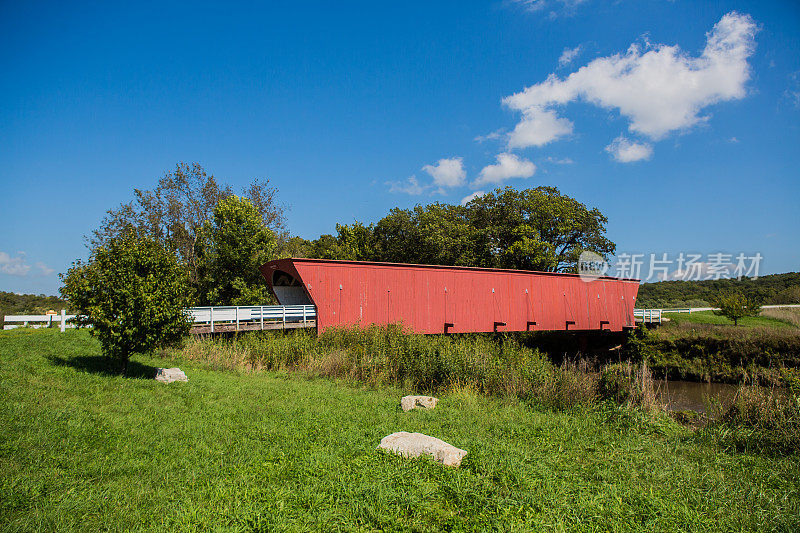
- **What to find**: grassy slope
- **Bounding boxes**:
[664,310,798,329]
[1,330,798,531]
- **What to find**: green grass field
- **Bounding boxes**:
[663,310,798,328]
[1,329,799,531]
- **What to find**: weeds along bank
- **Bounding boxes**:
[176,325,602,410]
[176,325,800,454]
[623,322,800,387]
[703,383,800,455]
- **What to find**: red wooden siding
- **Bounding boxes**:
[260,259,639,334]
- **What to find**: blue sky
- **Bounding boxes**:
[1,0,799,295]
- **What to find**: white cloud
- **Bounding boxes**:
[605,136,653,162]
[513,0,588,16]
[35,262,56,276]
[503,12,758,150]
[474,153,536,186]
[0,251,31,276]
[422,157,466,188]
[0,251,54,277]
[388,176,426,195]
[558,45,583,67]
[460,191,486,206]
[513,0,548,12]
[507,107,573,149]
[544,156,574,164]
[785,71,800,108]
[474,129,505,143]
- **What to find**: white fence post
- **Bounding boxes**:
[60,309,66,333]
[210,307,215,333]
[236,307,239,332]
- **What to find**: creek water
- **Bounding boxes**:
[656,380,739,414]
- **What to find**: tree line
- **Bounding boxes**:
[636,273,800,309]
[0,291,68,322]
[287,186,615,274]
[68,162,616,310]
[57,162,616,373]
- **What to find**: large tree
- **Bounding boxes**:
[467,187,615,272]
[195,196,277,306]
[371,204,477,266]
[60,235,193,375]
[91,162,285,286]
[304,186,614,272]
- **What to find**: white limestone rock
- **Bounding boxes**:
[155,367,188,383]
[400,395,438,412]
[378,432,467,467]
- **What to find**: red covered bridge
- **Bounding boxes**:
[259,258,639,334]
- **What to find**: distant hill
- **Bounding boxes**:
[0,291,69,321]
[636,272,800,309]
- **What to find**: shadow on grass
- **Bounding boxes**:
[47,355,159,379]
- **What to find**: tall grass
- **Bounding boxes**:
[701,383,800,455]
[175,325,610,410]
[182,326,555,397]
[598,362,660,412]
[761,307,800,328]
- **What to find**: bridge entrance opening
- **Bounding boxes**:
[271,270,313,305]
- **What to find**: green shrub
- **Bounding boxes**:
[60,234,193,375]
[599,364,635,404]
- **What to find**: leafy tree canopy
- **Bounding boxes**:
[291,186,614,273]
[468,187,614,271]
[60,235,193,374]
[91,162,285,286]
[195,195,277,306]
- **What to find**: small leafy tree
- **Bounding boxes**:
[60,235,193,375]
[712,292,762,326]
[195,195,277,306]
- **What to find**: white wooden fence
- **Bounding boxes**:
[3,305,317,333]
[6,303,796,332]
[188,305,316,333]
[2,310,75,332]
[633,308,662,324]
